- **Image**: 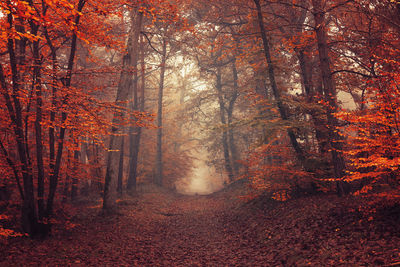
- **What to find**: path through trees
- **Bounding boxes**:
[2,184,399,266]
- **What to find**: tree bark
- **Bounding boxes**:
[253,0,306,167]
[228,60,240,176]
[4,7,37,236]
[103,8,142,210]
[117,136,125,196]
[80,140,90,195]
[155,39,167,186]
[312,0,348,195]
[31,22,45,220]
[46,0,86,217]
[62,150,71,203]
[44,26,58,184]
[71,149,80,200]
[216,67,234,182]
[0,140,24,200]
[296,49,329,156]
[127,18,144,192]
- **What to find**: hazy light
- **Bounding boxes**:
[176,158,226,195]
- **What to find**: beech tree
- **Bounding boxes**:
[103,6,143,211]
[0,0,146,236]
[0,0,89,236]
[336,0,400,191]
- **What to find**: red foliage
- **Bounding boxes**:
[243,133,313,201]
[337,45,400,194]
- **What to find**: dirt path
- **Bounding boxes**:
[132,194,261,266]
[1,190,268,266]
[2,187,400,266]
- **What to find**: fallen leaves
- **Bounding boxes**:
[0,186,399,266]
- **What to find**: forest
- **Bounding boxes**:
[0,0,400,265]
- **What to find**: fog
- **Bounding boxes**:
[176,158,226,195]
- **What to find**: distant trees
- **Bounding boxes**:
[183,1,250,183]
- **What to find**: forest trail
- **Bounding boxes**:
[1,186,269,266]
[1,184,400,266]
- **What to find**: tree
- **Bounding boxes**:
[0,0,136,236]
[0,0,88,236]
[126,35,146,193]
[310,0,348,195]
[336,0,400,192]
[103,6,143,210]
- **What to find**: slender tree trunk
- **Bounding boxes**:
[71,149,80,200]
[0,140,24,199]
[127,128,140,192]
[31,23,46,220]
[91,143,103,191]
[80,140,90,195]
[63,150,71,203]
[253,0,306,167]
[216,67,234,182]
[46,0,86,218]
[127,35,146,192]
[126,67,139,192]
[3,8,37,235]
[251,63,274,159]
[155,39,167,187]
[127,17,144,192]
[297,51,324,145]
[43,26,58,181]
[103,8,142,210]
[117,136,125,196]
[312,0,348,195]
[228,60,240,176]
[62,173,70,203]
[296,49,329,156]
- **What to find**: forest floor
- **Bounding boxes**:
[1,182,400,266]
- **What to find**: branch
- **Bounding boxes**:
[0,138,24,200]
[326,0,354,13]
[141,31,162,55]
[331,69,374,78]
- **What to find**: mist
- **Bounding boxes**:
[175,154,227,195]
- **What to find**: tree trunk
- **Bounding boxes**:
[216,67,234,182]
[296,50,330,156]
[228,60,240,176]
[103,8,142,210]
[91,143,103,191]
[31,24,45,220]
[71,149,80,201]
[155,39,167,187]
[127,126,141,192]
[127,43,145,190]
[117,136,125,196]
[46,0,86,218]
[0,140,24,200]
[63,150,71,203]
[62,173,70,203]
[127,19,144,192]
[3,10,38,236]
[312,0,348,195]
[253,0,306,167]
[44,28,58,187]
[80,140,90,195]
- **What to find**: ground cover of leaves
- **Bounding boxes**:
[1,184,399,266]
